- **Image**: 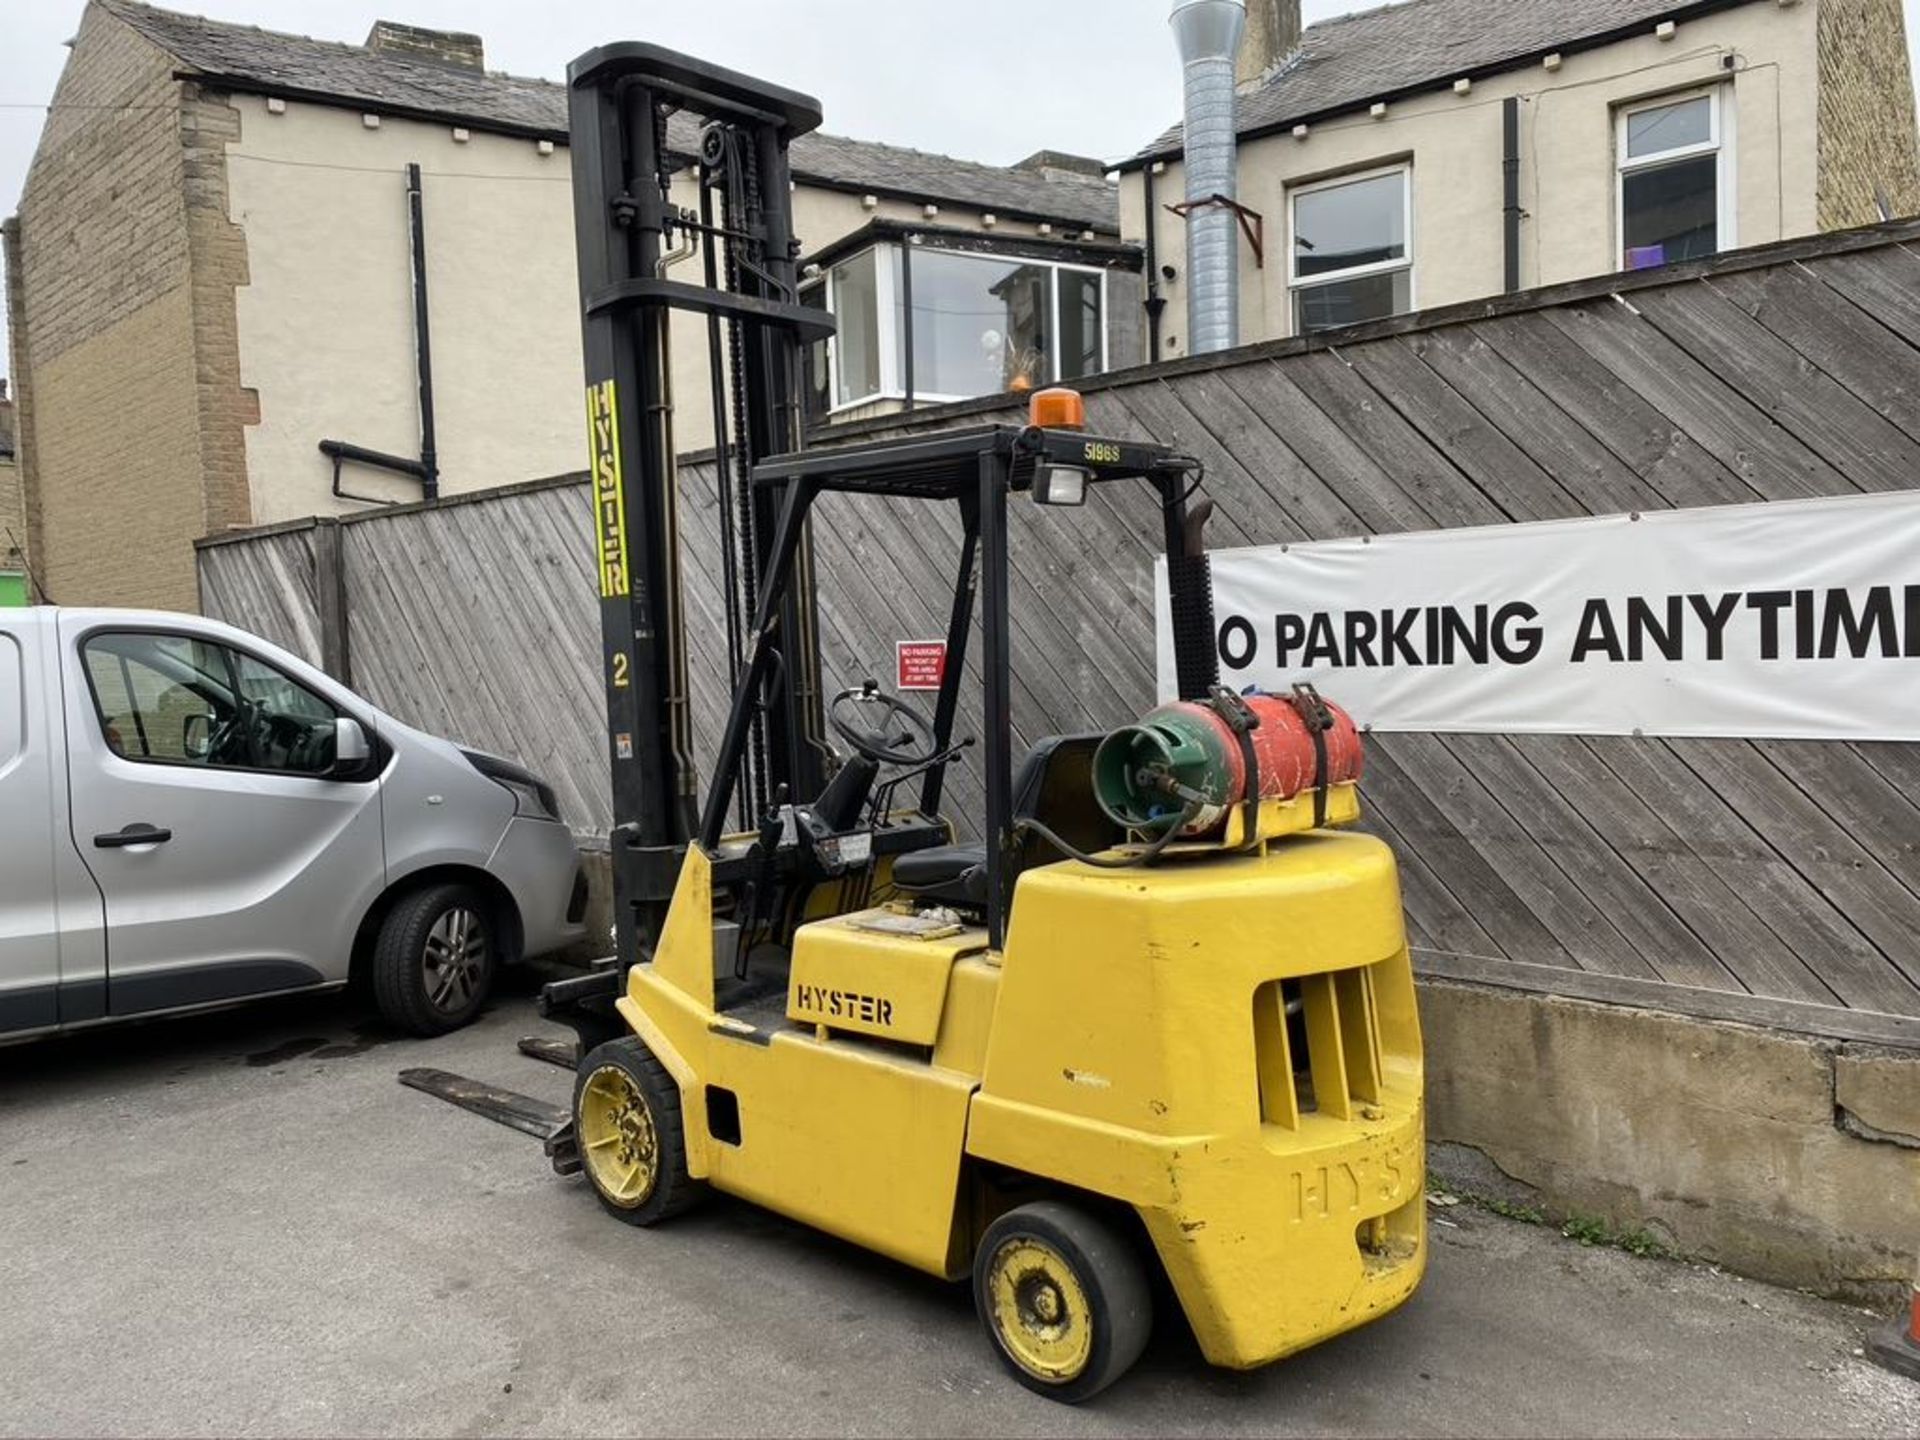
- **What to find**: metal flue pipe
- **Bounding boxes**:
[1171,0,1246,356]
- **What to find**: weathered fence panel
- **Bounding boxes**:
[196,521,323,667]
[198,220,1920,1043]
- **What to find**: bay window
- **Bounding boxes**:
[807,241,1109,416]
[1289,164,1413,335]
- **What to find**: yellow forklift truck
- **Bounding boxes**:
[431,43,1425,1403]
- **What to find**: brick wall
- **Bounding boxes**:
[1817,0,1920,228]
[0,379,22,580]
[14,7,192,366]
[2,219,36,579]
[0,453,19,585]
[182,82,255,541]
[30,286,207,609]
[7,3,237,610]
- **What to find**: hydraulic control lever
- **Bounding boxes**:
[869,737,976,825]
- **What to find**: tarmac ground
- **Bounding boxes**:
[2,969,1916,1438]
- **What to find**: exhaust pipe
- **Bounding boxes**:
[1171,0,1246,356]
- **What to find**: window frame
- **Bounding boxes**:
[1049,261,1112,389]
[825,244,904,414]
[799,274,835,419]
[1614,85,1736,271]
[76,626,364,782]
[809,242,1112,415]
[1286,161,1416,334]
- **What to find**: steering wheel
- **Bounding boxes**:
[829,682,940,767]
[202,704,251,765]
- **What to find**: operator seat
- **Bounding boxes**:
[891,734,1116,910]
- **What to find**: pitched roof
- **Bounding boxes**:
[1129,0,1741,166]
[96,0,1120,232]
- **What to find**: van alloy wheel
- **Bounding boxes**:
[423,906,486,1013]
[371,882,497,1036]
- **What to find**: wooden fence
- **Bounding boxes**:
[198,219,1920,1047]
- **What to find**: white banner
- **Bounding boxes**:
[1155,491,1920,741]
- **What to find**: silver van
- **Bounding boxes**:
[0,607,586,1040]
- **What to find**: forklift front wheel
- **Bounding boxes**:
[573,1038,704,1225]
[974,1202,1153,1404]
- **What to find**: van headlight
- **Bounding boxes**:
[461,749,562,823]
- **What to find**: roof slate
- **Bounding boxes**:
[1133,0,1724,162]
[97,0,1120,231]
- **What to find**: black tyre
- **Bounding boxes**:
[573,1037,704,1226]
[371,882,497,1036]
[974,1200,1154,1404]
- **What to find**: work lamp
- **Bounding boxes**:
[1032,463,1089,507]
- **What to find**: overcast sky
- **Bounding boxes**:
[4,0,1920,376]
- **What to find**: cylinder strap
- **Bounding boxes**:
[1290,683,1334,830]
[1206,685,1264,851]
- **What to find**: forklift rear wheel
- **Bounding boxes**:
[974,1201,1153,1404]
[574,1038,703,1225]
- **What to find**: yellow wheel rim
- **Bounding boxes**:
[578,1064,659,1208]
[985,1237,1094,1384]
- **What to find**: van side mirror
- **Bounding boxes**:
[333,716,372,774]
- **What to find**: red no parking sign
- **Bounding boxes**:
[896,641,946,691]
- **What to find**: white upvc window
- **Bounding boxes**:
[809,246,904,413]
[1288,163,1414,336]
[1616,87,1734,271]
[806,242,1110,417]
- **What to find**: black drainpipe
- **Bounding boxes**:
[1503,98,1522,294]
[1142,163,1165,357]
[407,162,439,498]
[319,160,440,503]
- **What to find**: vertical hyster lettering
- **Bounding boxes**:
[587,381,630,599]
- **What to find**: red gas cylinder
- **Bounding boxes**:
[1092,691,1365,837]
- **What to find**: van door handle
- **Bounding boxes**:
[94,823,173,848]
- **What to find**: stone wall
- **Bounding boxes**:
[1817,0,1920,228]
[7,4,216,610]
[2,222,35,576]
[180,81,254,547]
[0,382,22,576]
[6,6,262,608]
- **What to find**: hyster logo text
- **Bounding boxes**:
[586,380,629,599]
[793,983,895,1027]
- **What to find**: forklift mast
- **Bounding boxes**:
[568,45,836,963]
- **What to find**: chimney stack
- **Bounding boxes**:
[1236,0,1302,87]
[366,21,485,72]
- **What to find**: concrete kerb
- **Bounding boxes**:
[1420,979,1920,1308]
